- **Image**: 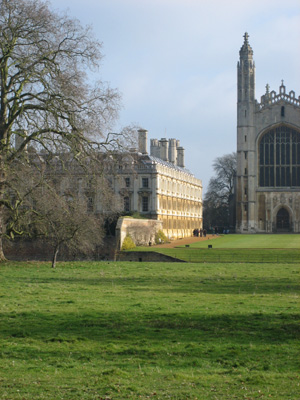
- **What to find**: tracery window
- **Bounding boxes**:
[259,125,300,187]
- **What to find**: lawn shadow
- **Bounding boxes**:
[13,274,300,295]
[1,309,299,346]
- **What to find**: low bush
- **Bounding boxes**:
[121,235,136,250]
[155,229,168,244]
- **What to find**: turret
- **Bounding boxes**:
[237,32,255,105]
[236,33,256,232]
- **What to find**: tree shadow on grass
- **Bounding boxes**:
[12,275,300,295]
[1,310,299,345]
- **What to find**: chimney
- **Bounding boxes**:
[177,147,185,167]
[138,129,148,154]
[168,138,177,164]
[15,130,28,151]
[159,138,169,161]
[150,139,160,157]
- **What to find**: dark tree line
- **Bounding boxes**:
[203,152,236,232]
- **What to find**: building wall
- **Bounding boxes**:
[255,191,300,233]
[236,33,300,233]
[155,163,202,239]
[116,217,163,249]
[54,131,202,240]
[113,131,203,239]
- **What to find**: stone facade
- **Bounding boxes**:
[116,217,163,249]
[111,130,203,239]
[30,130,202,242]
[236,33,300,233]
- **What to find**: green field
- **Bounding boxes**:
[134,234,300,263]
[0,260,299,399]
[186,234,300,249]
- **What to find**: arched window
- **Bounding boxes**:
[259,125,300,187]
[276,208,290,231]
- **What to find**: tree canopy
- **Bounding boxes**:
[0,0,131,260]
[0,0,121,156]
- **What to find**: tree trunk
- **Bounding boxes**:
[52,244,59,268]
[0,157,7,262]
[0,209,6,261]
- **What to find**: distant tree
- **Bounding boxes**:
[0,0,134,260]
[203,152,236,231]
[32,185,104,268]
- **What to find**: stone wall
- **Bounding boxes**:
[116,217,163,250]
[4,236,117,262]
[256,191,300,233]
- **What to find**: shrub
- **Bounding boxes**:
[122,212,147,219]
[130,212,147,219]
[155,230,168,244]
[121,235,136,250]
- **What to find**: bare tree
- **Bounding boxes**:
[4,153,120,267]
[203,152,236,231]
[0,0,133,259]
[212,153,236,198]
[32,185,104,268]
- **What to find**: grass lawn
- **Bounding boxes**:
[133,235,300,263]
[186,234,300,249]
[0,261,299,399]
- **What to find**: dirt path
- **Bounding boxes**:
[153,234,221,248]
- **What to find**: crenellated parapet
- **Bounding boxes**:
[258,81,300,110]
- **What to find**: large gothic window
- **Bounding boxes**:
[259,125,300,187]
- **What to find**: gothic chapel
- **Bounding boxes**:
[236,33,300,233]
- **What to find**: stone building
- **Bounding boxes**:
[109,129,203,239]
[18,128,202,243]
[236,33,300,233]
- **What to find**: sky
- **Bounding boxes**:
[50,0,300,192]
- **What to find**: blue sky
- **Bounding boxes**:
[50,0,300,192]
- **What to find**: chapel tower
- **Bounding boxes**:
[236,32,256,231]
[236,33,300,233]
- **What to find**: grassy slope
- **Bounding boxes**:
[0,261,299,399]
[134,235,300,263]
